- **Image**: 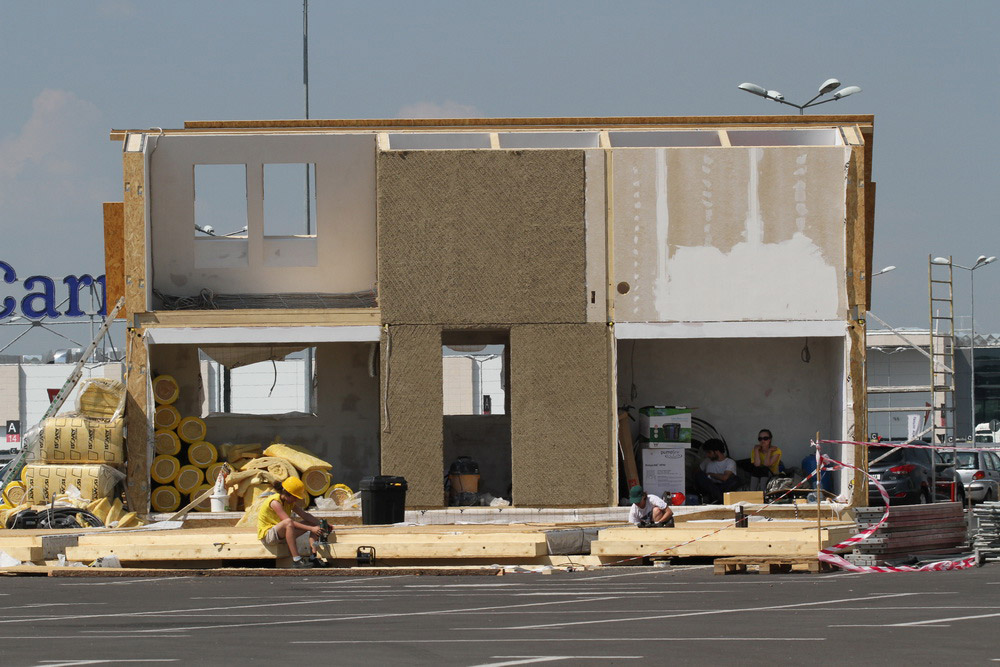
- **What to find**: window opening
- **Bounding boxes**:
[194,165,248,238]
[263,163,317,237]
[201,346,316,416]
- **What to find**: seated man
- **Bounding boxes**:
[627,485,674,527]
[695,439,741,504]
[257,477,324,568]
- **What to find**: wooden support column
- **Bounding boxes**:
[123,149,151,514]
[846,144,869,507]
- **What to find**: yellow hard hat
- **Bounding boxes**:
[281,477,306,500]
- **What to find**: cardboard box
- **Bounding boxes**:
[639,406,692,442]
[724,491,764,505]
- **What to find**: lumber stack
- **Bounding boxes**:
[591,519,854,561]
[973,501,1000,562]
[845,502,968,567]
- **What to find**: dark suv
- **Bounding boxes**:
[867,444,966,505]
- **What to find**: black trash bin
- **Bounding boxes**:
[360,475,408,525]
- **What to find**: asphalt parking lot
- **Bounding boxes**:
[1,563,998,666]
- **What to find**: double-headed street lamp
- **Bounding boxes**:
[737,78,862,114]
[932,255,997,437]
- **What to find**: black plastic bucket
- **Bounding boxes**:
[360,475,408,525]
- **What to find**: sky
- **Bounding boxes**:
[1,1,998,356]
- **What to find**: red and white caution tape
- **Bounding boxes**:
[816,453,977,573]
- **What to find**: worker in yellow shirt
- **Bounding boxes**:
[257,478,323,568]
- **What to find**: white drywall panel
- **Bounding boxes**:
[612,146,850,323]
[616,336,843,477]
[387,133,491,150]
[498,132,601,149]
[616,320,846,339]
[585,149,607,323]
[149,134,376,298]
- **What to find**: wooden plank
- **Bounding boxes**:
[122,152,146,318]
[593,539,828,558]
[124,326,150,515]
[846,143,868,505]
[618,411,640,491]
[102,202,125,317]
[135,308,381,328]
[0,546,43,562]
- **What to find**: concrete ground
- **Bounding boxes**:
[0,563,998,665]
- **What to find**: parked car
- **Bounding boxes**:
[940,448,1000,503]
[867,444,966,505]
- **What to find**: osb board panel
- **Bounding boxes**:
[103,202,125,317]
[611,147,850,323]
[511,324,612,506]
[378,150,587,324]
[125,328,151,513]
[584,150,607,323]
[123,152,146,317]
[381,325,444,506]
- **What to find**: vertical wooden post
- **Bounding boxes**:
[816,432,823,555]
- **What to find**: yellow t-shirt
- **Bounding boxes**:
[257,494,295,540]
[751,445,782,474]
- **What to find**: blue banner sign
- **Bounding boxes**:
[1,261,106,319]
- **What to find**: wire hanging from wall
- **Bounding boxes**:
[801,338,811,363]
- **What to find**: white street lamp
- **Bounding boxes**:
[932,255,997,436]
[738,78,862,114]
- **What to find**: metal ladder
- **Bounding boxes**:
[928,256,956,445]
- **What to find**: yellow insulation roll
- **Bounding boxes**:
[40,416,124,465]
[152,374,179,405]
[177,416,207,444]
[3,481,26,506]
[77,377,125,419]
[151,455,181,484]
[204,462,228,488]
[174,464,204,494]
[302,468,331,496]
[263,442,332,473]
[151,485,181,513]
[191,484,213,512]
[187,441,218,468]
[154,429,181,456]
[325,483,354,506]
[154,404,181,431]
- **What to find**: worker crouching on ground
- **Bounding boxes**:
[257,478,324,569]
[628,485,674,527]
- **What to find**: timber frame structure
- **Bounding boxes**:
[106,115,875,515]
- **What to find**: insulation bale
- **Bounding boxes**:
[23,464,124,504]
[205,462,228,488]
[174,465,204,495]
[190,484,213,512]
[240,457,297,482]
[302,469,331,497]
[151,485,181,513]
[76,377,126,421]
[151,374,179,405]
[221,443,263,462]
[325,483,357,508]
[177,416,207,444]
[39,416,124,465]
[3,481,26,506]
[154,429,181,456]
[263,442,332,473]
[188,441,218,468]
[151,455,181,484]
[154,404,181,431]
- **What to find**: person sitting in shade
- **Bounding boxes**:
[749,428,783,491]
[257,477,324,569]
[628,485,674,527]
[695,439,741,504]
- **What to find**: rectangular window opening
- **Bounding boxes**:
[194,165,248,239]
[264,163,317,237]
[200,346,317,417]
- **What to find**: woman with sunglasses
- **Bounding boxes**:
[749,429,782,491]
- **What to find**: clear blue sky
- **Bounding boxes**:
[1,1,998,355]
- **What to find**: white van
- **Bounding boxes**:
[975,421,1000,445]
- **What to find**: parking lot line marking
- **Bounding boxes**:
[472,656,642,666]
[127,596,622,634]
[60,577,191,586]
[579,568,712,581]
[293,637,824,645]
[469,593,920,631]
[36,660,178,666]
[889,611,1000,627]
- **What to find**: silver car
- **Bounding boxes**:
[949,449,1000,503]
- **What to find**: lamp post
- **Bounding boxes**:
[737,78,862,114]
[932,255,997,437]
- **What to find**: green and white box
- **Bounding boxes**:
[639,406,692,443]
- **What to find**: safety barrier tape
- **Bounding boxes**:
[816,452,977,573]
[821,437,996,453]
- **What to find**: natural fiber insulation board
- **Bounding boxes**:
[380,325,443,506]
[510,324,612,506]
[610,146,850,323]
[377,150,587,325]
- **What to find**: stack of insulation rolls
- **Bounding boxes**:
[6,377,128,518]
[150,374,225,513]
